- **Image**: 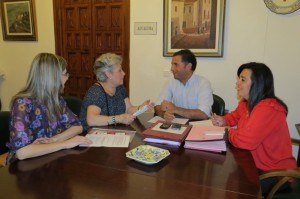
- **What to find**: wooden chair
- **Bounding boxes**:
[259,125,300,199]
[0,111,10,167]
[63,96,82,116]
[212,94,225,116]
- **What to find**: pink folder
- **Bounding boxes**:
[185,125,226,141]
[184,125,227,152]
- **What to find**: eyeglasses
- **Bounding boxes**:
[62,72,69,77]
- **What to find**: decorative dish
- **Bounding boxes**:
[264,0,300,14]
[126,145,170,165]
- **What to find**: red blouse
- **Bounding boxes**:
[224,98,296,171]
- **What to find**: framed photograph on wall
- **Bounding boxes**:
[0,0,37,41]
[163,0,226,57]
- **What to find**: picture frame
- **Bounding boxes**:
[0,0,37,41]
[163,0,226,57]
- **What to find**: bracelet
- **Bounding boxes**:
[112,116,116,125]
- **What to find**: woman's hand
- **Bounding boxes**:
[63,136,92,149]
[117,114,135,125]
[33,136,92,149]
[32,137,57,144]
[211,114,227,127]
[140,99,155,111]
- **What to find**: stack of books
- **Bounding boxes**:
[142,121,192,147]
[184,125,227,153]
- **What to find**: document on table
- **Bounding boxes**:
[89,128,136,142]
[148,116,189,124]
[81,131,130,148]
[189,119,213,126]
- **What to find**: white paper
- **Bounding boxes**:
[189,120,213,126]
[88,128,136,142]
[133,105,149,116]
[147,116,188,125]
[204,130,225,136]
[81,132,130,147]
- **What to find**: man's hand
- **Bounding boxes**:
[163,111,175,122]
[161,100,176,122]
[161,100,176,112]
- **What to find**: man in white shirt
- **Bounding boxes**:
[155,49,213,121]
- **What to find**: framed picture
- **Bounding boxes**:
[0,0,37,41]
[163,0,226,57]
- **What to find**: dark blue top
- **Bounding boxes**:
[79,84,127,130]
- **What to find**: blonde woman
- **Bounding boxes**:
[6,53,92,164]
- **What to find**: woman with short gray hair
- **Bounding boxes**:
[93,53,122,82]
[80,53,153,130]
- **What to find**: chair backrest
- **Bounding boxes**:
[260,141,300,199]
[63,96,82,116]
[261,126,300,199]
[269,178,300,199]
[0,111,10,155]
[212,94,225,116]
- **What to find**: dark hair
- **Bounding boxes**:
[237,62,288,114]
[173,49,197,71]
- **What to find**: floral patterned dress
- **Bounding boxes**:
[6,96,81,164]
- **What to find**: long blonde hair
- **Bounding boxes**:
[11,53,67,121]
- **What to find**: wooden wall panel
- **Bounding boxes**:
[54,0,130,99]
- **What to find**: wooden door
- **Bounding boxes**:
[53,0,130,99]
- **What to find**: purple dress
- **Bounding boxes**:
[6,96,81,164]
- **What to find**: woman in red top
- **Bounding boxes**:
[212,62,296,197]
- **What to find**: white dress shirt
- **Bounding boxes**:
[155,74,213,116]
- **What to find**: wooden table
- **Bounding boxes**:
[0,113,261,199]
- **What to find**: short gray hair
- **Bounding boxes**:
[93,53,122,82]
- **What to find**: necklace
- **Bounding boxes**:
[97,82,115,96]
[95,82,116,116]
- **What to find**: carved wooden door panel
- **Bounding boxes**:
[53,0,130,99]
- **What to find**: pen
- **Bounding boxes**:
[211,111,215,119]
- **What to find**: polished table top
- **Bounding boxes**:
[0,113,261,199]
